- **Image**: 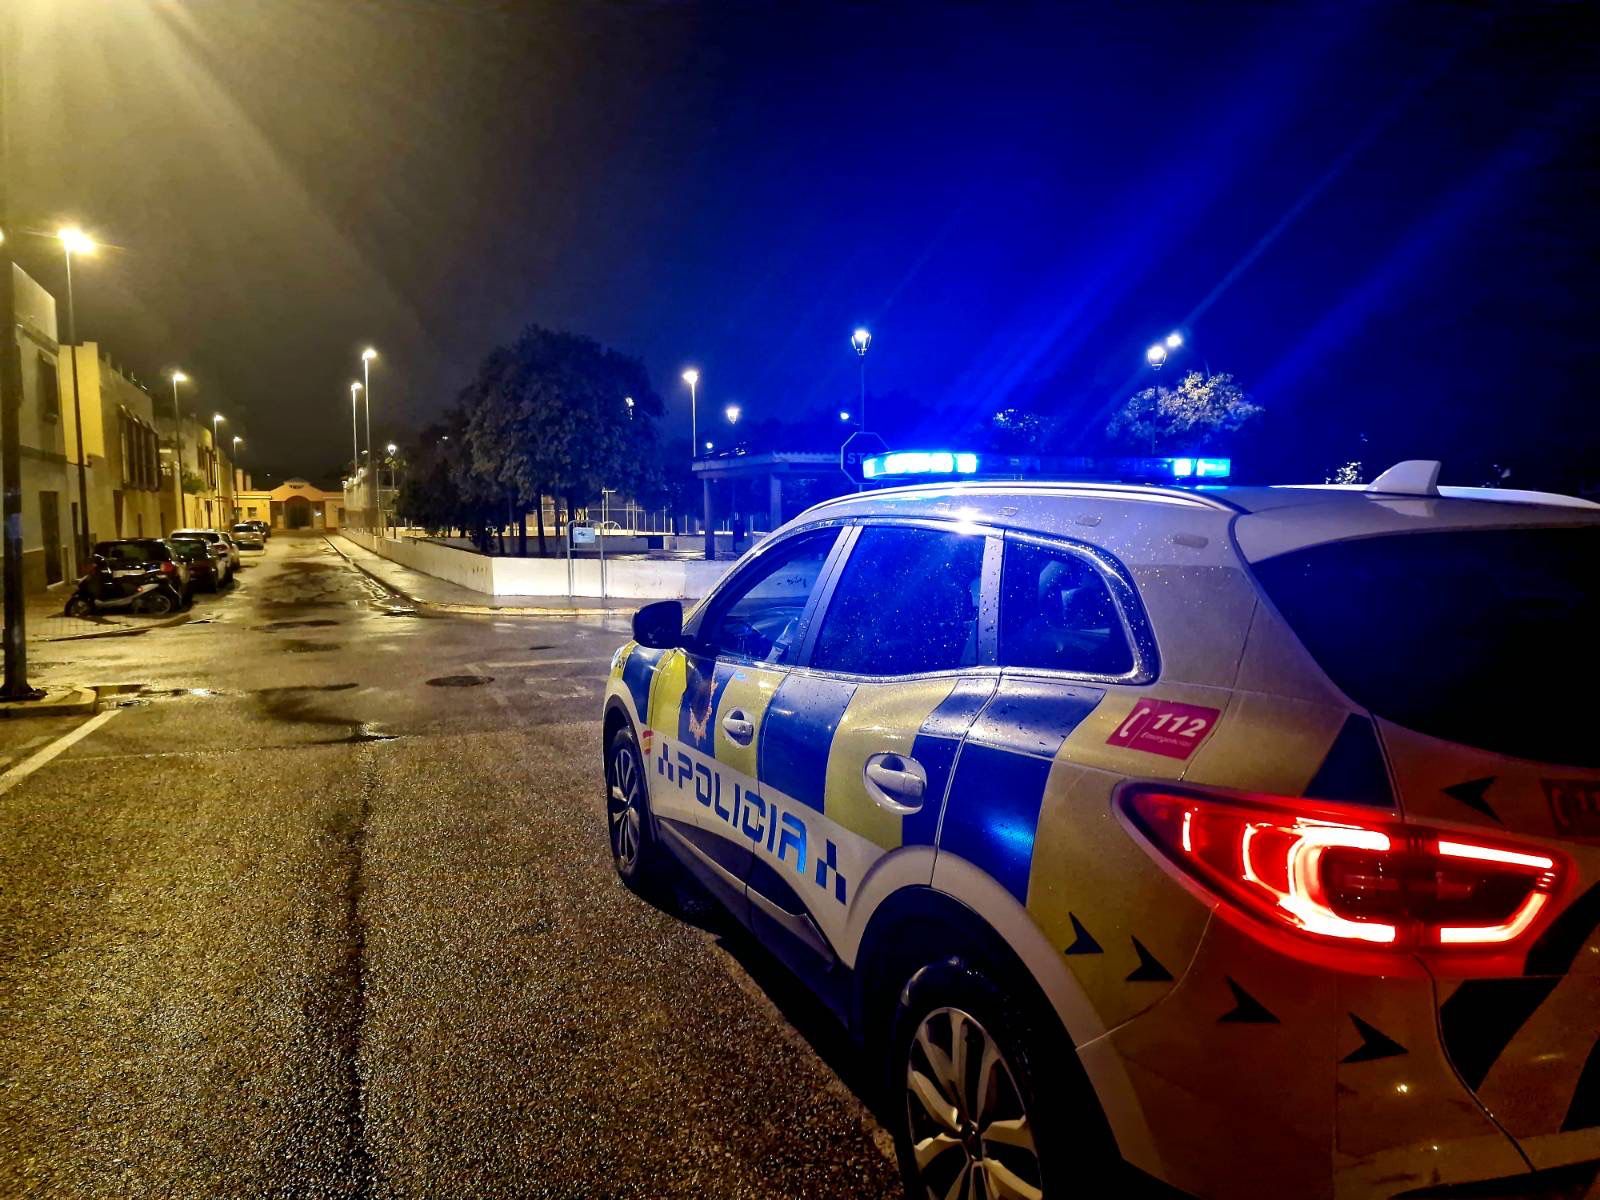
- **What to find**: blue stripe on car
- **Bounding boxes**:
[940,679,1104,902]
[760,673,857,812]
[903,675,998,846]
[621,646,662,720]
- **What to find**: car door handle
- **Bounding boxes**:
[721,709,755,745]
[863,752,928,815]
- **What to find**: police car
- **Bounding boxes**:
[601,461,1599,1199]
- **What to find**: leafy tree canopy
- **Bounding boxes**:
[1105,371,1262,454]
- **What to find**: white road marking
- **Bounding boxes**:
[0,708,121,798]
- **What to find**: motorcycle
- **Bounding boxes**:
[64,556,185,617]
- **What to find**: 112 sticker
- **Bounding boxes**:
[1107,699,1222,760]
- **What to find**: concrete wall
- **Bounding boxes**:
[343,530,731,599]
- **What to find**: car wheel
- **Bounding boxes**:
[605,724,667,891]
[890,959,1110,1200]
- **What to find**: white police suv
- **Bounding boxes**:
[601,462,1599,1199]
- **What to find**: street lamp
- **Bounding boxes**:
[1165,331,1184,350]
[724,403,741,425]
[624,395,634,420]
[57,227,95,561]
[851,327,871,432]
[839,409,852,423]
[349,382,362,491]
[361,348,377,529]
[169,369,188,529]
[681,368,700,459]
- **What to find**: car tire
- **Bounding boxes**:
[605,723,669,893]
[888,958,1114,1200]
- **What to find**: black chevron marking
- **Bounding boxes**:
[1125,937,1173,983]
[1063,913,1103,956]
[1442,776,1500,823]
[1439,978,1558,1089]
[1219,977,1278,1024]
[1342,1014,1408,1064]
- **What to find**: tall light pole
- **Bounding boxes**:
[58,227,95,562]
[361,348,376,527]
[385,441,397,534]
[349,382,362,507]
[681,368,700,458]
[168,369,189,530]
[851,328,872,432]
[210,414,225,525]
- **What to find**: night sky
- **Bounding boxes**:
[6,0,1598,488]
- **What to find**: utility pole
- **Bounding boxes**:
[0,21,41,701]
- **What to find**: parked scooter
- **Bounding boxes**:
[64,556,184,617]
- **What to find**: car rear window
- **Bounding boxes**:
[998,540,1134,676]
[96,541,164,564]
[1251,526,1599,766]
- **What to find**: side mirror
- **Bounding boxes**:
[632,599,683,650]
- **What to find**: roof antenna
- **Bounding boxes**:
[1367,460,1441,497]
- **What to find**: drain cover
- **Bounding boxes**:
[426,674,493,687]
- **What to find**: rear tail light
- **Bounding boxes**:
[1117,785,1569,976]
[160,560,176,575]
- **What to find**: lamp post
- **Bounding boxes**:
[724,403,740,425]
[361,348,376,527]
[851,327,871,432]
[681,368,700,458]
[349,382,362,522]
[210,414,225,526]
[58,227,95,563]
[624,395,634,420]
[169,369,188,530]
[385,442,397,535]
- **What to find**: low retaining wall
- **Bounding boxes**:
[343,531,731,600]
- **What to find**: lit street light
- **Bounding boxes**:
[168,369,189,529]
[361,348,377,528]
[839,409,852,423]
[624,395,634,420]
[724,404,741,425]
[681,368,700,459]
[349,382,362,489]
[851,327,871,432]
[1165,331,1184,349]
[58,227,95,561]
[1146,342,1168,369]
[211,413,226,495]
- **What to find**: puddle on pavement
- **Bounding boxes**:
[426,675,494,687]
[282,639,341,654]
[258,619,341,631]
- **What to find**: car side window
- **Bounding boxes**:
[810,525,986,676]
[698,528,840,664]
[998,539,1134,676]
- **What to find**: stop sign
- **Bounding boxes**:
[839,431,890,484]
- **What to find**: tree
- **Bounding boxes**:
[1105,371,1262,454]
[462,325,664,555]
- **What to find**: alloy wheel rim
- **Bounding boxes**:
[905,1006,1042,1200]
[608,743,643,870]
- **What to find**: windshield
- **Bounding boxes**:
[1251,526,1598,766]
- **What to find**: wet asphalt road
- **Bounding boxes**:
[0,533,899,1199]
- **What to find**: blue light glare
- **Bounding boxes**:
[1171,457,1195,477]
[1196,457,1231,477]
[861,450,981,479]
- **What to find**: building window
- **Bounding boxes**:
[38,355,61,420]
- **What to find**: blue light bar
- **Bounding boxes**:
[862,450,980,479]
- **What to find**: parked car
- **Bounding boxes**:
[229,523,265,550]
[172,528,239,576]
[169,537,225,593]
[169,530,232,586]
[67,539,190,615]
[601,461,1600,1200]
[244,519,271,540]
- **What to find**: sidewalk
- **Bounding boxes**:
[15,585,188,643]
[326,536,636,617]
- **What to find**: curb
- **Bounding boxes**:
[0,686,99,719]
[43,610,191,642]
[323,537,630,618]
